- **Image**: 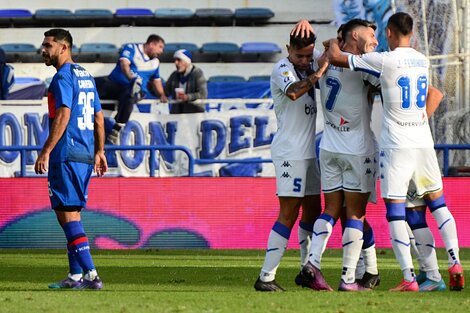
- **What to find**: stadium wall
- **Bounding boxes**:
[1,177,469,249]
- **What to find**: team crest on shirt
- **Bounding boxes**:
[282,71,290,76]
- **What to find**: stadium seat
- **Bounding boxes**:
[34,9,75,26]
[0,9,33,27]
[77,43,118,63]
[194,8,234,26]
[115,8,154,26]
[154,8,194,25]
[208,75,246,83]
[0,43,39,63]
[240,42,282,62]
[200,42,240,62]
[248,75,271,82]
[234,8,275,25]
[159,42,199,62]
[74,9,113,26]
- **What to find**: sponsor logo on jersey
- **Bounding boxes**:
[396,120,428,127]
[305,103,317,115]
[281,161,291,168]
[325,121,350,132]
[281,172,291,178]
[339,117,349,126]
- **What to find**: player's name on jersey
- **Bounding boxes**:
[327,64,344,72]
[78,80,94,89]
[396,58,427,68]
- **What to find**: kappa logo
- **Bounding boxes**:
[280,63,287,68]
[281,172,291,178]
[339,117,349,126]
[281,161,291,167]
[364,157,371,164]
[365,168,372,174]
[380,150,385,157]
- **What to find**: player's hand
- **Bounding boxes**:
[94,152,108,177]
[290,19,314,38]
[34,152,49,174]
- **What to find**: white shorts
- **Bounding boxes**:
[273,158,321,197]
[319,149,377,194]
[379,148,443,200]
[405,180,426,208]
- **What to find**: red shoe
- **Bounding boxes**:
[389,279,419,292]
[448,263,465,291]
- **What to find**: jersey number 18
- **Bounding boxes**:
[396,75,427,109]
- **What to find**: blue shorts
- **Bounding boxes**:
[48,161,93,210]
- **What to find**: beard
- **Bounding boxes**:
[43,54,58,67]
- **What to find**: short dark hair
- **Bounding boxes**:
[342,19,376,41]
[146,34,165,44]
[44,28,73,49]
[387,12,413,36]
[289,31,316,49]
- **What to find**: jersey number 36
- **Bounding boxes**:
[77,91,95,130]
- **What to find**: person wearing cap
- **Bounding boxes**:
[165,49,208,114]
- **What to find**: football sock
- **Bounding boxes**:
[341,219,364,283]
[362,227,378,275]
[308,214,336,270]
[63,221,96,274]
[426,196,461,266]
[68,273,82,282]
[260,221,291,282]
[386,203,414,277]
[355,254,366,279]
[298,221,313,269]
[405,222,420,259]
[403,268,416,282]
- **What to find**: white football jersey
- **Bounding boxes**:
[349,48,434,148]
[270,57,318,160]
[314,52,380,155]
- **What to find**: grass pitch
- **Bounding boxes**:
[0,249,468,313]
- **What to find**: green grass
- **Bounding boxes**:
[0,249,468,313]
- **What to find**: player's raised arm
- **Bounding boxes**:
[326,38,349,68]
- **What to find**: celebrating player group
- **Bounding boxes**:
[255,12,464,292]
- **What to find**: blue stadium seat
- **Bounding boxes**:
[240,42,282,62]
[194,8,233,26]
[74,9,113,26]
[0,43,39,62]
[160,42,199,62]
[115,8,155,26]
[208,75,246,83]
[248,75,270,82]
[0,9,33,26]
[200,42,240,62]
[154,8,194,20]
[234,8,274,25]
[35,9,74,19]
[77,43,118,63]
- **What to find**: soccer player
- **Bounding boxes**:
[254,31,328,292]
[35,28,108,290]
[327,12,464,291]
[292,19,381,292]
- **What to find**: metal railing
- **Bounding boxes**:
[1,143,469,177]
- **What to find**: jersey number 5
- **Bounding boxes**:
[77,91,95,130]
[396,75,427,109]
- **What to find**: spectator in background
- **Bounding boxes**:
[0,48,15,100]
[96,34,168,144]
[165,49,207,114]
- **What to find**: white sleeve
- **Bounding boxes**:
[348,52,383,79]
[271,62,298,94]
[311,48,323,71]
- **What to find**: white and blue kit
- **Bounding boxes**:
[109,43,162,95]
[47,63,101,209]
[270,56,321,197]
